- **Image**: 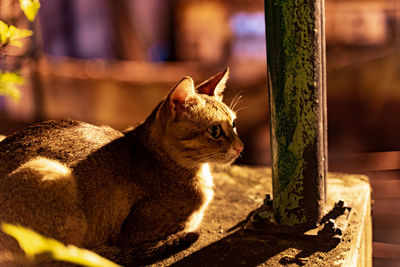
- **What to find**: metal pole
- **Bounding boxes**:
[265,0,327,228]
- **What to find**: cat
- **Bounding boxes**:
[0,68,243,266]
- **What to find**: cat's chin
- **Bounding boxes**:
[226,158,239,165]
[210,155,240,165]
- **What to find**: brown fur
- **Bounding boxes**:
[0,69,243,266]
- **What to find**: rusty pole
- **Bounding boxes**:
[265,0,327,228]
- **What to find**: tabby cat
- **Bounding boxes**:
[0,69,243,266]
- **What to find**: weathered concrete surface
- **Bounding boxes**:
[150,165,372,267]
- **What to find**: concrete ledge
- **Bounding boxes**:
[150,165,372,267]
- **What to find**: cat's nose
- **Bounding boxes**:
[233,141,244,154]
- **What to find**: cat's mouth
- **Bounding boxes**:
[187,147,242,165]
[208,149,241,165]
[227,151,242,164]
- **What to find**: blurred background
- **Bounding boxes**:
[1,0,400,265]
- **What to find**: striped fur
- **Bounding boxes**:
[0,69,243,266]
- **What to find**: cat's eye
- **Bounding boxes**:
[208,125,222,139]
[232,120,236,129]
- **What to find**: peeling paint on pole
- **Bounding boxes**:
[265,0,327,227]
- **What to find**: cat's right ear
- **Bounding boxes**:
[196,68,229,101]
[165,77,196,117]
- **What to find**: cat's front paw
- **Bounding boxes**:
[164,231,199,248]
[178,231,200,248]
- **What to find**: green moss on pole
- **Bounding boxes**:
[265,0,327,227]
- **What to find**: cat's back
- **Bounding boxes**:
[0,119,123,175]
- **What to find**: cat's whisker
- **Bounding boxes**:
[230,92,244,111]
[229,95,238,109]
[232,98,246,114]
[188,152,221,161]
[233,95,243,109]
[234,105,247,114]
[203,153,228,162]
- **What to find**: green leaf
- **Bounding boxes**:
[0,72,23,102]
[7,25,33,47]
[0,20,9,44]
[0,20,32,48]
[2,223,122,267]
[19,0,41,22]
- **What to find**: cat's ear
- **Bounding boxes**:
[196,68,229,101]
[167,76,196,114]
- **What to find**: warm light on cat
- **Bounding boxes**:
[0,69,243,266]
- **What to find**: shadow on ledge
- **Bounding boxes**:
[149,166,370,266]
[170,229,337,267]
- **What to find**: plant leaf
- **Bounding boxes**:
[0,20,9,44]
[0,20,32,47]
[19,0,41,22]
[7,25,33,47]
[0,72,23,102]
[1,223,122,267]
[8,25,33,40]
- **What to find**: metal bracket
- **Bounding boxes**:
[317,200,352,241]
[228,195,352,245]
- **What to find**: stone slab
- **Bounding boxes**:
[149,165,372,267]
